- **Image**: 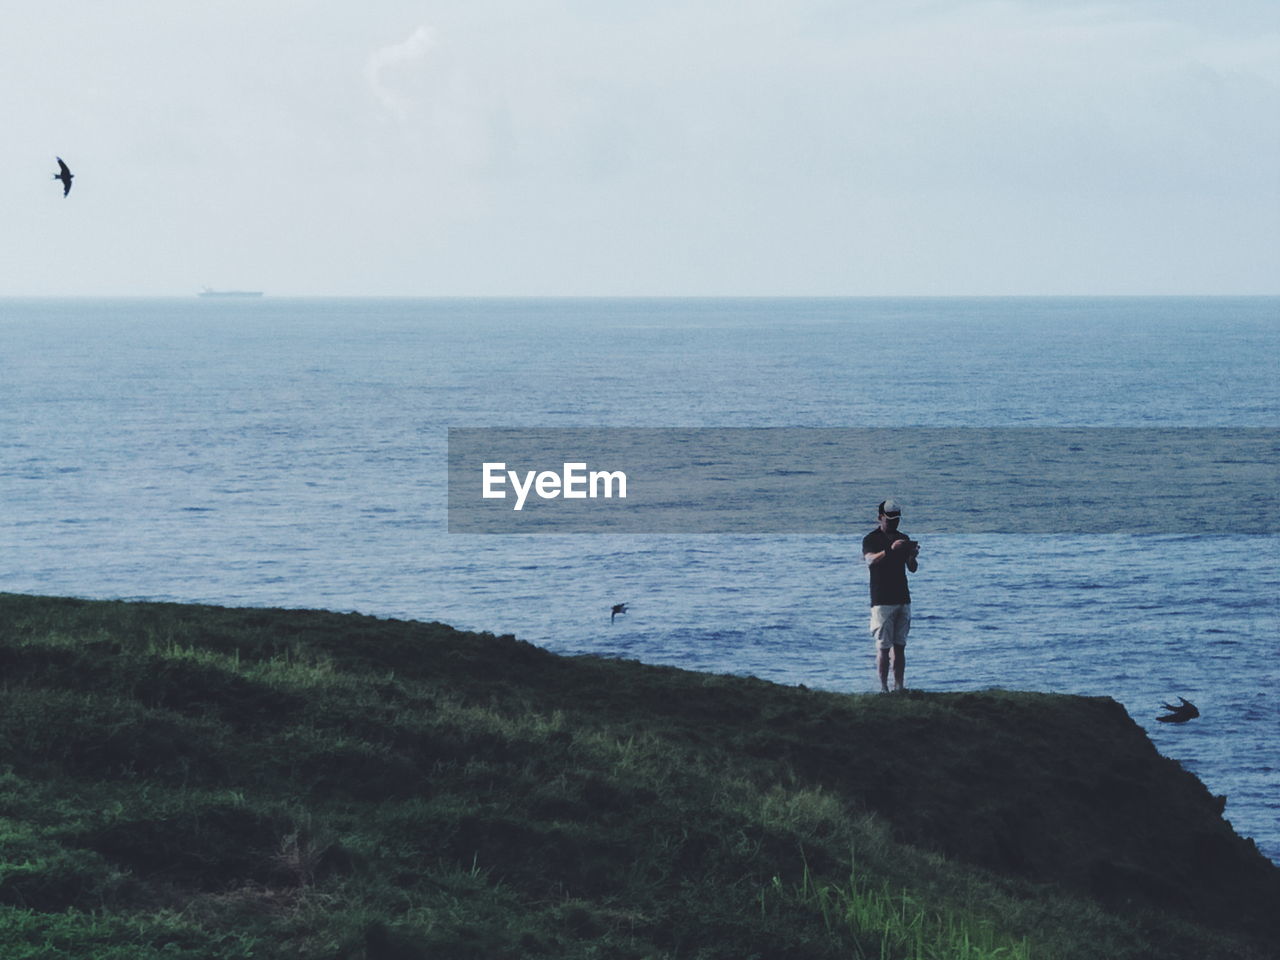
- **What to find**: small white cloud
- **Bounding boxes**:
[366,25,437,122]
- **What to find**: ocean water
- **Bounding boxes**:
[1,296,1277,862]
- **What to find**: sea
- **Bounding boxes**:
[1,296,1276,863]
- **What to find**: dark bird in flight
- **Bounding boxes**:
[1157,697,1200,724]
[53,157,73,197]
[610,603,627,624]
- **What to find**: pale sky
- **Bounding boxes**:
[2,1,1277,295]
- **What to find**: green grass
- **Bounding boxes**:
[0,593,1276,959]
[760,855,1035,960]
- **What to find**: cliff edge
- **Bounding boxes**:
[0,594,1275,959]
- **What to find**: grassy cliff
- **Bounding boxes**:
[0,593,1275,959]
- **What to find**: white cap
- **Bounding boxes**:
[880,498,903,517]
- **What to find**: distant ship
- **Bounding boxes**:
[198,288,263,298]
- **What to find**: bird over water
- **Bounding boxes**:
[1157,697,1199,724]
[53,157,73,197]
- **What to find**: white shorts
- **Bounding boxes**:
[870,603,911,650]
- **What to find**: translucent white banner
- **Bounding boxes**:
[447,428,1278,534]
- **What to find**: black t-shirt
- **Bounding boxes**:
[862,527,911,606]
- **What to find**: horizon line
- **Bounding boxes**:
[1,292,1278,300]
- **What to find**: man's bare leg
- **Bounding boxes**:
[891,645,906,692]
[877,648,892,692]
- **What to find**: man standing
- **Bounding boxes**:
[862,499,920,693]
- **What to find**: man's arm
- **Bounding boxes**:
[864,536,920,567]
[864,539,893,565]
[862,534,884,567]
[865,544,906,566]
[881,538,920,571]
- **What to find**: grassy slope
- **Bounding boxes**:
[0,593,1275,960]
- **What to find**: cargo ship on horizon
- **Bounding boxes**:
[198,287,263,298]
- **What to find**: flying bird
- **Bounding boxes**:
[53,157,73,197]
[610,603,627,624]
[1157,697,1199,724]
